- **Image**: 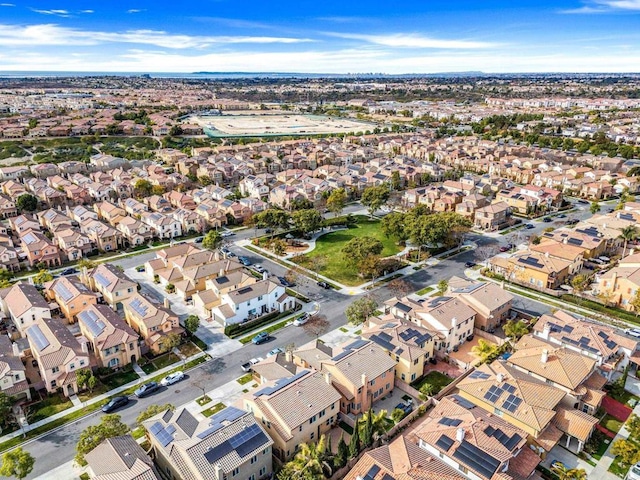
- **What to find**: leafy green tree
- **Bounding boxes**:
[620,225,638,258]
[391,408,406,423]
[75,414,130,466]
[16,194,37,212]
[571,274,591,293]
[78,258,96,270]
[348,421,360,458]
[292,209,323,236]
[381,212,408,244]
[611,438,640,466]
[76,368,96,392]
[390,171,402,190]
[134,179,153,198]
[345,296,378,325]
[503,320,529,342]
[590,202,601,214]
[326,188,347,217]
[436,279,449,296]
[341,236,383,267]
[270,238,287,256]
[202,230,222,250]
[32,269,53,285]
[0,448,34,480]
[419,383,435,399]
[136,404,175,427]
[287,435,334,479]
[471,339,500,364]
[158,333,181,354]
[184,315,200,334]
[361,185,390,217]
[253,209,291,233]
[631,290,640,316]
[335,434,348,468]
[359,408,388,446]
[626,414,640,440]
[0,393,13,431]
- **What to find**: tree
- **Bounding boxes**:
[253,209,291,233]
[0,448,34,480]
[436,279,449,296]
[359,408,387,446]
[134,179,153,198]
[471,339,500,364]
[388,278,412,298]
[571,274,591,293]
[136,404,175,426]
[348,421,360,458]
[380,212,408,244]
[32,269,53,285]
[184,315,200,334]
[391,408,406,423]
[590,202,601,214]
[158,332,181,353]
[612,438,640,466]
[303,314,330,338]
[87,375,97,393]
[284,268,301,286]
[326,188,347,217]
[475,244,499,265]
[292,209,323,236]
[270,238,287,256]
[359,254,381,281]
[345,296,378,325]
[419,383,435,398]
[308,254,328,279]
[627,414,640,439]
[151,185,165,196]
[78,258,96,270]
[0,393,13,431]
[503,320,529,342]
[283,435,333,480]
[341,236,383,267]
[75,414,130,466]
[361,185,390,217]
[76,368,95,392]
[391,171,402,190]
[620,225,638,258]
[202,230,222,250]
[16,194,37,212]
[335,434,349,468]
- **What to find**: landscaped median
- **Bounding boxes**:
[237,311,308,345]
[0,351,210,454]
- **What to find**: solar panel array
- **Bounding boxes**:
[502,394,523,413]
[363,465,381,480]
[175,409,199,438]
[562,324,574,333]
[453,439,501,479]
[79,309,106,337]
[129,297,149,317]
[94,272,112,288]
[398,327,431,346]
[149,421,174,447]
[451,394,476,410]
[484,426,523,450]
[394,302,411,313]
[517,256,544,268]
[197,407,246,439]
[53,282,74,302]
[254,370,309,397]
[503,383,516,394]
[484,385,503,403]
[468,370,490,380]
[439,417,462,427]
[598,331,618,350]
[370,334,395,352]
[29,324,50,351]
[435,434,454,452]
[381,474,395,480]
[561,336,600,354]
[331,339,370,361]
[22,233,37,245]
[203,424,269,465]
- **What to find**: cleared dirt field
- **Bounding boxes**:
[190,113,377,137]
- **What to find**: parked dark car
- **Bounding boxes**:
[577,199,589,204]
[525,223,535,229]
[542,217,553,222]
[317,281,331,289]
[102,396,130,413]
[464,262,476,268]
[238,256,252,266]
[395,402,413,414]
[134,382,160,398]
[252,332,270,345]
[429,357,438,365]
[557,213,567,218]
[277,276,293,287]
[61,268,77,275]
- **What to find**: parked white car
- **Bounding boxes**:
[293,313,309,326]
[160,371,185,386]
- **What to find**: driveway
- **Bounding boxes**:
[541,444,595,475]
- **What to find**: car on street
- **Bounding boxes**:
[550,460,565,471]
[134,381,160,398]
[464,262,476,268]
[542,217,553,222]
[293,313,310,326]
[626,462,640,480]
[238,256,252,266]
[251,332,270,344]
[227,252,237,258]
[567,218,579,225]
[221,231,235,238]
[317,281,331,289]
[499,245,510,252]
[577,199,589,204]
[557,213,567,218]
[241,357,263,372]
[253,264,267,274]
[277,276,293,287]
[267,347,284,357]
[160,371,185,386]
[626,328,640,339]
[193,236,203,243]
[525,223,535,229]
[61,268,78,275]
[264,228,273,234]
[221,247,230,254]
[102,396,130,413]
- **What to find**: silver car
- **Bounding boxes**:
[627,463,640,480]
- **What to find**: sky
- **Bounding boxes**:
[0,0,639,73]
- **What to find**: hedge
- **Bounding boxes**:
[224,306,300,338]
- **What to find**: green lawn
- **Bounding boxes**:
[30,395,73,422]
[140,352,180,374]
[292,218,401,286]
[601,414,624,434]
[416,286,434,296]
[237,374,254,385]
[411,371,454,394]
[100,368,140,390]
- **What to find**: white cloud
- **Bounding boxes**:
[0,24,314,48]
[561,0,640,12]
[30,8,71,18]
[327,32,499,49]
[80,10,94,14]
[127,9,145,14]
[596,0,640,9]
[0,3,15,6]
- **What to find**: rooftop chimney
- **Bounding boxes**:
[361,373,368,389]
[456,427,465,442]
[164,298,170,309]
[214,251,220,261]
[285,350,292,363]
[496,373,504,383]
[324,371,332,385]
[262,272,269,281]
[542,323,551,340]
[541,349,549,363]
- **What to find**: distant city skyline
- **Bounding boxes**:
[0,0,639,73]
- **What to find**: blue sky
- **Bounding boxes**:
[0,0,639,73]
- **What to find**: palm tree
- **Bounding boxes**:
[358,409,388,443]
[620,225,638,258]
[288,435,333,479]
[551,463,573,480]
[471,339,499,364]
[503,320,529,343]
[568,468,587,480]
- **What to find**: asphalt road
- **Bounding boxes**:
[24,200,605,478]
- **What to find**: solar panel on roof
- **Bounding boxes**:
[54,282,74,302]
[439,417,462,427]
[94,272,111,288]
[484,385,502,403]
[605,339,617,350]
[204,440,234,464]
[255,370,310,397]
[562,325,575,333]
[129,297,148,317]
[378,332,393,342]
[503,383,516,394]
[548,322,561,332]
[598,331,609,340]
[232,424,269,457]
[394,302,411,313]
[197,407,247,439]
[370,334,395,352]
[150,424,174,447]
[579,336,590,345]
[175,409,199,437]
[453,439,501,479]
[502,394,522,413]
[381,475,395,480]
[364,465,381,480]
[79,309,106,337]
[505,433,523,450]
[452,394,476,409]
[29,324,50,351]
[22,233,37,245]
[469,370,491,380]
[435,435,455,452]
[149,422,163,435]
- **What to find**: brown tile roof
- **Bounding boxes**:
[4,282,50,318]
[508,335,596,390]
[535,423,564,452]
[552,407,598,442]
[85,435,159,480]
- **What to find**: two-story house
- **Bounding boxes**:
[0,335,31,400]
[84,263,138,311]
[122,294,183,353]
[85,435,159,480]
[1,282,52,337]
[44,275,99,323]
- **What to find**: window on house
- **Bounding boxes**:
[250,455,257,464]
[52,366,59,373]
[232,468,239,476]
[51,380,56,388]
